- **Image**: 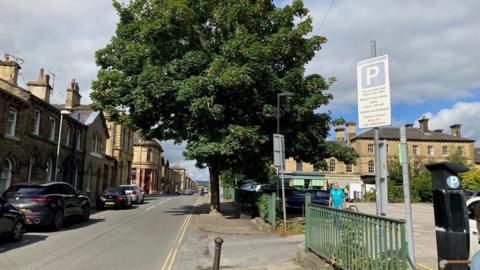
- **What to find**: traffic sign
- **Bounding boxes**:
[357,55,391,128]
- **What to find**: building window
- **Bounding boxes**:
[46,158,53,182]
[442,146,449,156]
[329,159,336,172]
[27,156,37,182]
[346,164,353,173]
[413,145,419,156]
[65,126,71,146]
[457,146,464,156]
[427,145,434,156]
[368,144,374,154]
[33,109,40,135]
[296,160,303,171]
[6,107,17,137]
[1,159,12,193]
[49,117,56,141]
[147,149,153,162]
[313,165,319,172]
[76,131,82,150]
[368,160,374,173]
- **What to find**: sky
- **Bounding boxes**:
[1,0,479,182]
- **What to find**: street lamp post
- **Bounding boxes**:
[276,92,295,231]
[54,110,71,182]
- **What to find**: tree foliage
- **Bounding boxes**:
[92,0,358,212]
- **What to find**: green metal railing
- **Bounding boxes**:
[305,194,414,270]
[222,187,235,200]
[257,192,276,231]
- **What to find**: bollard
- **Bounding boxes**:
[213,237,224,270]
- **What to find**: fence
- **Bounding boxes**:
[223,188,276,231]
[305,194,414,270]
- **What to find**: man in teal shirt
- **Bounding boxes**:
[329,183,346,209]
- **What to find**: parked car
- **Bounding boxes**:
[119,185,144,204]
[305,189,330,206]
[97,187,133,209]
[464,190,480,201]
[2,182,90,230]
[466,197,480,259]
[0,197,25,241]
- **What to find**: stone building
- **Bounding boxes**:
[171,165,196,191]
[0,56,86,193]
[131,134,164,194]
[286,118,477,191]
[166,165,181,194]
[105,112,135,187]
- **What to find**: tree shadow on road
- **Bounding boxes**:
[25,218,106,233]
[163,201,241,220]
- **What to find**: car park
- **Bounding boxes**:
[2,182,90,230]
[0,197,25,242]
[119,185,144,204]
[97,187,133,209]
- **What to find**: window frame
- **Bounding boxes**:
[368,160,375,173]
[328,159,336,173]
[33,109,41,135]
[49,116,56,141]
[442,146,449,156]
[368,144,374,154]
[427,145,434,156]
[412,145,419,156]
[346,164,353,173]
[6,107,17,137]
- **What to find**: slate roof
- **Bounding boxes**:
[352,127,475,143]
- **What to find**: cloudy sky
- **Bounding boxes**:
[1,0,479,181]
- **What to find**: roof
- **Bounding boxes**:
[353,127,475,143]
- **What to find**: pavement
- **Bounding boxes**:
[172,196,305,270]
[0,195,199,270]
[354,203,438,270]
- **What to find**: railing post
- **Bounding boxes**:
[305,193,312,252]
[213,237,224,270]
[271,192,276,231]
[400,222,407,270]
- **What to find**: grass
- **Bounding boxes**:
[276,219,305,236]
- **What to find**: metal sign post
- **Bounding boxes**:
[273,134,287,231]
[400,125,415,265]
[357,41,391,216]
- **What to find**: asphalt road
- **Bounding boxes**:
[0,195,200,270]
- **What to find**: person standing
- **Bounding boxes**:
[329,183,346,209]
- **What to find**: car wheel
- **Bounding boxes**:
[51,210,65,230]
[10,222,24,242]
[81,205,90,222]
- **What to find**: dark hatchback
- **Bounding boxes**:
[0,197,25,241]
[2,182,91,230]
[97,187,131,209]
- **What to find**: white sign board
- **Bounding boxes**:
[357,55,391,129]
[273,134,285,168]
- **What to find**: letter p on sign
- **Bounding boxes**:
[361,62,385,88]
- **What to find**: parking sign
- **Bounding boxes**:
[357,55,391,129]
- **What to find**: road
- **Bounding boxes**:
[0,195,200,270]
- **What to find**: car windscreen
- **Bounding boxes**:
[104,188,122,195]
[4,185,46,197]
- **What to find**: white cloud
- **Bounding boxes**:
[420,102,480,146]
[302,0,480,111]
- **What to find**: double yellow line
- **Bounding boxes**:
[161,197,201,270]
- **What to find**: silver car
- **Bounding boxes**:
[119,185,144,204]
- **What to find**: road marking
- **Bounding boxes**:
[157,198,171,206]
[161,197,201,270]
[145,206,156,211]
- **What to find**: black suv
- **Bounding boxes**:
[0,197,25,241]
[2,182,90,230]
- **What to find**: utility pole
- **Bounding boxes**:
[371,40,382,216]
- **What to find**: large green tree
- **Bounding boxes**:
[92,0,357,212]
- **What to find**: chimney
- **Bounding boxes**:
[405,124,413,128]
[450,124,461,137]
[335,127,345,142]
[434,129,443,133]
[346,121,356,143]
[65,79,82,108]
[418,117,429,132]
[0,54,21,85]
[27,68,52,103]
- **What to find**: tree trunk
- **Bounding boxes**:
[209,166,221,213]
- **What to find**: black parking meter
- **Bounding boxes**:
[426,162,469,270]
